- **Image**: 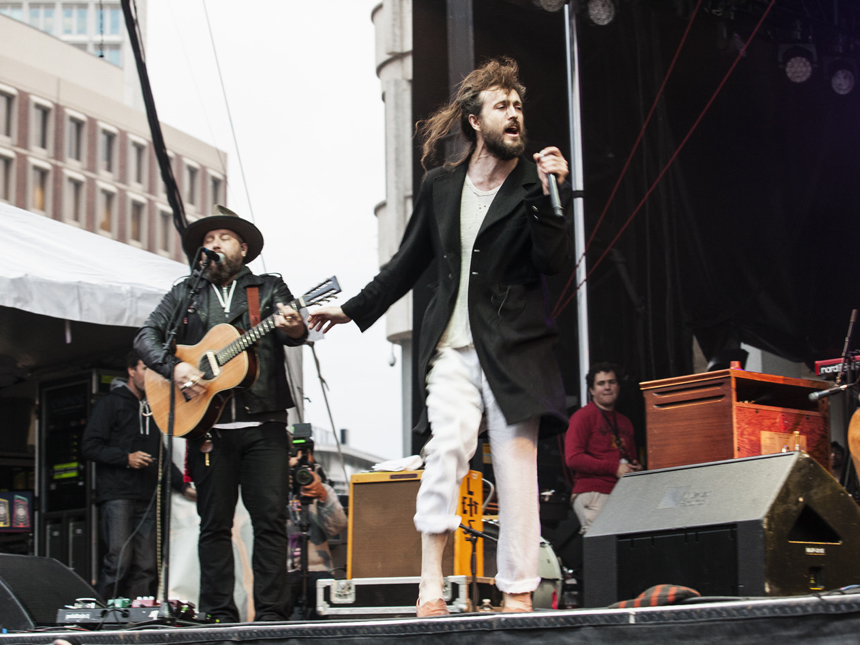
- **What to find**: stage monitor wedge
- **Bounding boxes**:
[583,452,860,607]
[0,554,103,630]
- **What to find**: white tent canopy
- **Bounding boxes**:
[0,203,191,384]
[0,202,189,327]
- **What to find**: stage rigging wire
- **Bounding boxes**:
[552,0,777,319]
[552,0,702,319]
[161,2,229,181]
[200,4,353,478]
[201,1,265,274]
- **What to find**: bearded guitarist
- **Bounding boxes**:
[135,205,307,623]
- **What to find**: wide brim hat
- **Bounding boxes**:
[182,205,264,264]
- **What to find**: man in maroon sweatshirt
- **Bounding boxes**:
[565,362,642,533]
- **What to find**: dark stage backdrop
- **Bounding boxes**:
[409,1,859,464]
[575,0,860,376]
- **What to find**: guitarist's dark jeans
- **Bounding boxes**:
[189,422,291,622]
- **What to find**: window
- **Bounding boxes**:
[210,175,223,210]
[95,44,121,67]
[0,151,13,203]
[31,162,50,213]
[29,4,54,33]
[100,126,116,173]
[0,89,15,139]
[98,187,116,234]
[97,5,120,35]
[65,173,85,225]
[129,139,147,187]
[129,198,145,245]
[62,4,87,35]
[158,208,172,253]
[0,4,23,21]
[32,101,52,151]
[76,5,86,33]
[185,164,198,206]
[67,114,85,162]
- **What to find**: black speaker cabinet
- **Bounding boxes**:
[0,554,102,630]
[583,452,860,607]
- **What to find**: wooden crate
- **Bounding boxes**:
[640,369,830,471]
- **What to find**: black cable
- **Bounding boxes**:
[93,482,159,630]
[120,0,188,245]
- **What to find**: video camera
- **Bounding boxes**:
[290,423,315,491]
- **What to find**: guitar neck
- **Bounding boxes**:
[210,276,339,368]
[216,303,296,366]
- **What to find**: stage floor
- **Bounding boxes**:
[2,593,860,645]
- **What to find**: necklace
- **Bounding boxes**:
[212,281,237,314]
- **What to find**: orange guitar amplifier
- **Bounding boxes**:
[640,369,830,471]
[347,470,483,579]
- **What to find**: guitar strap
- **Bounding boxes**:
[247,286,261,327]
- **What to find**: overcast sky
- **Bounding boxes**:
[145,0,403,460]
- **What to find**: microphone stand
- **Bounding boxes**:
[458,523,498,612]
[809,311,860,404]
[156,248,213,620]
[835,310,857,387]
[296,495,313,620]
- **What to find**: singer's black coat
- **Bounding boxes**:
[342,157,571,435]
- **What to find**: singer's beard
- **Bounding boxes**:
[204,252,244,285]
[482,121,527,161]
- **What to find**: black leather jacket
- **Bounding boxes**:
[134,267,307,419]
[343,158,570,436]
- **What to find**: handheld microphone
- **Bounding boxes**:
[201,248,225,264]
[548,174,564,218]
[539,149,564,218]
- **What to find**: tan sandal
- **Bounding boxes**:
[416,598,450,618]
[501,592,533,613]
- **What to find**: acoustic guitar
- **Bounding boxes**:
[145,276,340,439]
[849,393,860,481]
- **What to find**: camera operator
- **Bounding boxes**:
[287,438,347,619]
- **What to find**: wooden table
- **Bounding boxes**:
[640,369,831,471]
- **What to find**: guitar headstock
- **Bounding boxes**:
[295,276,341,309]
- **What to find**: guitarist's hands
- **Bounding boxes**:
[307,306,352,333]
[274,302,307,339]
[175,362,206,399]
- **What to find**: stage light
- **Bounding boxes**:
[535,0,566,11]
[828,60,856,95]
[587,0,615,26]
[785,55,813,83]
[779,45,817,84]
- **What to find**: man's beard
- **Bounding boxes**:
[204,252,244,285]
[482,119,528,161]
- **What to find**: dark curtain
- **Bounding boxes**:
[577,1,860,383]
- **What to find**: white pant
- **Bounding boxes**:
[415,345,541,594]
